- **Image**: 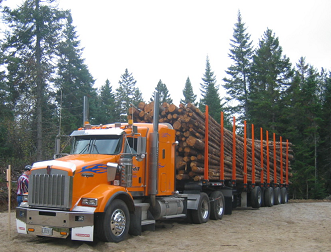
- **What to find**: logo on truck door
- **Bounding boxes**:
[79,164,107,174]
[162,132,170,138]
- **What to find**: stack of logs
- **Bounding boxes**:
[129,102,293,183]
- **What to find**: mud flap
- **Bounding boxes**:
[16,219,27,234]
[72,226,94,241]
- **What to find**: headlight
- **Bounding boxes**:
[81,198,98,206]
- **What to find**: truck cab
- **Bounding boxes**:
[16,122,182,242]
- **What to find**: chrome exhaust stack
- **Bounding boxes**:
[149,92,159,207]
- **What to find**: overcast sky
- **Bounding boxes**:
[3,0,331,105]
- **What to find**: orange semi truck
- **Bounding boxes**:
[16,94,290,242]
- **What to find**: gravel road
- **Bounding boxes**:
[1,200,330,252]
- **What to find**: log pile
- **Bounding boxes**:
[129,102,293,184]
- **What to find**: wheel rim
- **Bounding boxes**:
[201,199,209,219]
[257,190,262,205]
[270,189,274,205]
[216,198,224,216]
[278,191,281,203]
[110,209,126,237]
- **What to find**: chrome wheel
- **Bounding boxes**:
[110,209,126,237]
[201,198,209,220]
[210,191,225,220]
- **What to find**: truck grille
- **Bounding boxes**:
[28,169,72,210]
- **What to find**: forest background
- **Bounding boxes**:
[0,0,330,199]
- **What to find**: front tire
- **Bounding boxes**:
[96,199,130,242]
[191,192,210,224]
[210,191,225,220]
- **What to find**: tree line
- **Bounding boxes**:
[0,1,330,199]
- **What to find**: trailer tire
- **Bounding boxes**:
[250,186,262,209]
[260,187,266,207]
[96,199,130,243]
[280,187,288,204]
[210,191,225,220]
[264,187,274,207]
[191,192,210,224]
[274,187,281,205]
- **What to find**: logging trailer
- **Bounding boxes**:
[16,93,291,242]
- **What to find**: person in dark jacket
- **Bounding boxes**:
[16,165,32,206]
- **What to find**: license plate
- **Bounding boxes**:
[42,227,53,236]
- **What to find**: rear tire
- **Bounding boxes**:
[280,187,288,204]
[191,192,210,224]
[264,187,274,207]
[96,199,130,242]
[210,191,225,220]
[250,186,262,209]
[274,187,281,205]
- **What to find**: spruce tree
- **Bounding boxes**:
[199,56,223,121]
[54,11,96,134]
[151,79,173,104]
[223,11,253,123]
[2,0,67,160]
[180,77,197,105]
[293,58,322,198]
[94,79,116,124]
[319,70,331,195]
[248,28,293,132]
[115,69,144,121]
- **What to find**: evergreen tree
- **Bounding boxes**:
[248,28,293,133]
[2,0,67,160]
[115,69,143,121]
[223,11,253,123]
[150,79,173,104]
[283,58,323,198]
[199,56,223,121]
[293,58,322,198]
[0,41,13,158]
[319,70,331,196]
[54,11,96,134]
[94,79,116,124]
[180,77,197,105]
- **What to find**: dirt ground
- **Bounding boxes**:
[0,200,330,252]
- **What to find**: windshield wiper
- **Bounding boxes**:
[91,139,100,154]
[79,140,92,154]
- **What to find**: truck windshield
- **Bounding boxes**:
[71,135,122,155]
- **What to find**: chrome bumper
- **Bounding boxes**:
[16,207,95,241]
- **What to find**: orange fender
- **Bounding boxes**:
[79,184,134,213]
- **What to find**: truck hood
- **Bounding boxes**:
[32,154,118,175]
